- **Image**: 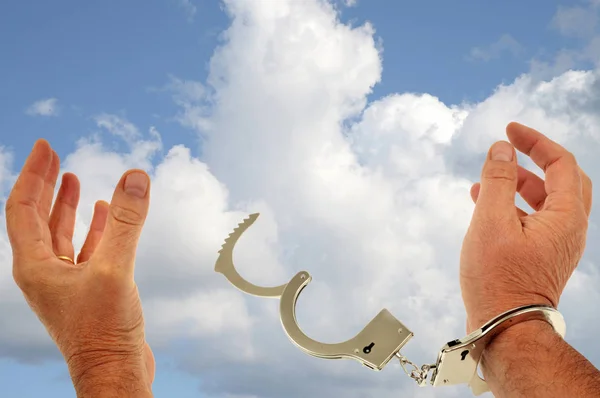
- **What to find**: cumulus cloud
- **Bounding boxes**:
[2,1,600,398]
[162,0,599,396]
[166,76,212,131]
[25,98,60,117]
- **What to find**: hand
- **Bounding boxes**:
[4,140,155,396]
[460,122,592,333]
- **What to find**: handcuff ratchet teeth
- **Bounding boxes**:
[215,213,287,298]
[215,213,567,396]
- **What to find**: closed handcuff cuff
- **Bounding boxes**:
[214,213,567,395]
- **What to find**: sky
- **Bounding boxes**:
[1,0,600,397]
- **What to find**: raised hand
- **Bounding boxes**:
[4,139,155,397]
[461,122,592,333]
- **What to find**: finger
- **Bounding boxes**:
[77,200,110,264]
[473,141,520,224]
[470,182,528,218]
[92,170,150,277]
[506,122,583,212]
[48,173,80,261]
[5,139,54,256]
[39,150,60,223]
[516,165,547,211]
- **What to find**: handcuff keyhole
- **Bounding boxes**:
[363,342,375,354]
[460,350,469,361]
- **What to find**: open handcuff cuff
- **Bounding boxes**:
[215,213,567,395]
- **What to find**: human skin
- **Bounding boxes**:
[4,123,600,397]
[4,140,155,397]
[462,122,600,397]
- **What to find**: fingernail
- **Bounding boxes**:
[124,172,149,198]
[491,141,514,162]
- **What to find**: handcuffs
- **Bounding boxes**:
[214,213,567,395]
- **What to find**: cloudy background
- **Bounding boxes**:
[1,0,600,397]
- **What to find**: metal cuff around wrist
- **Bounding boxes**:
[214,213,566,396]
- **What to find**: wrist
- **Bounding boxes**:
[480,318,555,377]
[476,308,600,397]
[487,317,554,348]
[70,356,153,398]
[467,295,555,333]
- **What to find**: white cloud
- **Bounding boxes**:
[163,0,599,396]
[469,34,524,62]
[2,1,600,397]
[166,76,211,131]
[25,98,59,117]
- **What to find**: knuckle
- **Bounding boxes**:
[93,264,119,280]
[12,267,27,289]
[109,204,144,226]
[90,264,133,289]
[12,264,40,292]
[565,151,577,164]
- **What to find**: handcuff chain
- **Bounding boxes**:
[395,352,436,387]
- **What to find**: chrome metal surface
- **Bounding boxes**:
[429,305,566,395]
[214,213,287,298]
[279,271,413,370]
[214,214,567,396]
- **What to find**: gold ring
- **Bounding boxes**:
[57,255,75,264]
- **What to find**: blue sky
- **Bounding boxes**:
[0,0,580,164]
[1,1,599,397]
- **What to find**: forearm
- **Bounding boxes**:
[70,361,153,398]
[481,319,600,397]
[75,378,153,398]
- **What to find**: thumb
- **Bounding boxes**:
[93,170,150,276]
[473,141,519,222]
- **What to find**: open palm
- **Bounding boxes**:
[5,140,155,395]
